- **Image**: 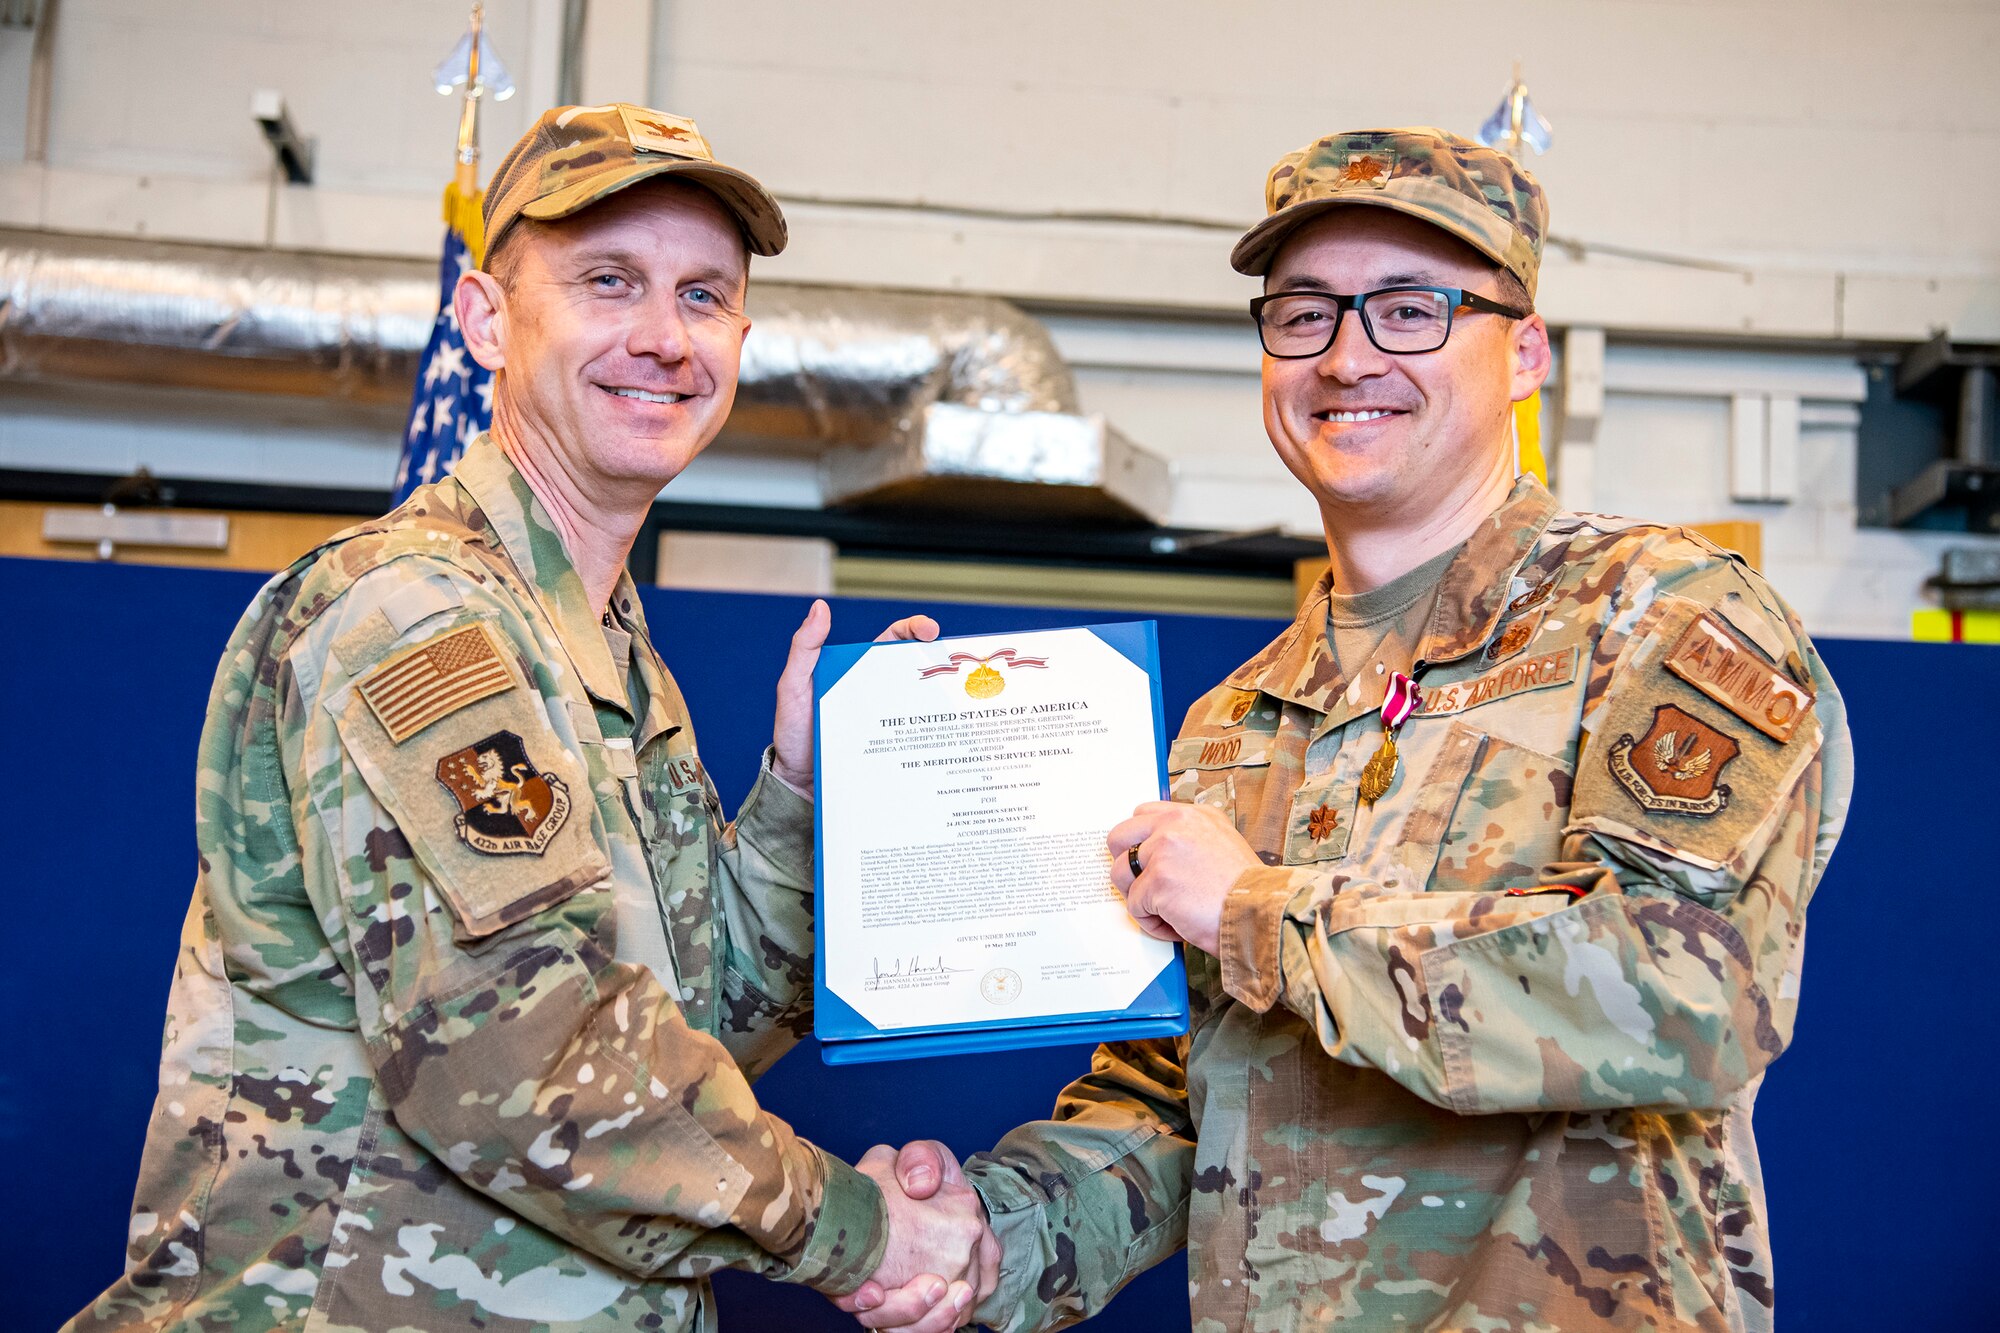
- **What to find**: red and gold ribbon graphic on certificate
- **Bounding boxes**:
[918,648,1050,699]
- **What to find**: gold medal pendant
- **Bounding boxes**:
[964,663,1005,699]
[1359,668,1423,806]
[1358,731,1398,805]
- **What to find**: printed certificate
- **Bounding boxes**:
[812,622,1189,1063]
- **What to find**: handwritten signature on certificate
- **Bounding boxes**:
[870,955,973,981]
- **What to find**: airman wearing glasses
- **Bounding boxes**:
[856,127,1851,1333]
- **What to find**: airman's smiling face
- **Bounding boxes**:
[476,180,751,493]
[1261,208,1548,531]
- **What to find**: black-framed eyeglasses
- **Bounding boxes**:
[1249,286,1531,358]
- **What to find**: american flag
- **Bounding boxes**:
[358,623,513,743]
[393,189,494,504]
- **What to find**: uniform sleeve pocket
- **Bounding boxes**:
[326,626,612,943]
[1572,593,1822,875]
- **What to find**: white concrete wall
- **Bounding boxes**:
[0,0,1995,640]
[673,0,2000,341]
[0,0,556,252]
[664,0,2000,275]
[5,1,1994,335]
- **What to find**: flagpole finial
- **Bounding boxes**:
[455,5,484,193]
[1477,63,1554,161]
[434,2,515,194]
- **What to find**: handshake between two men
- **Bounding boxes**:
[833,1140,997,1332]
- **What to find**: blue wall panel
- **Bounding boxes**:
[3,555,1988,1330]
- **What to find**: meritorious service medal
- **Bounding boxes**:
[965,663,1006,698]
[1358,670,1422,805]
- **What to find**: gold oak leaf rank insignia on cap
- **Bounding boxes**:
[357,623,516,744]
[1337,151,1394,187]
[1609,703,1742,816]
[435,730,572,855]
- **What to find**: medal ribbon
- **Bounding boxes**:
[1381,670,1422,730]
[916,648,1051,679]
[1359,670,1424,806]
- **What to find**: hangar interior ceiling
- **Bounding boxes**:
[0,0,1996,636]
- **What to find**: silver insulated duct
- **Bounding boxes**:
[0,228,1170,522]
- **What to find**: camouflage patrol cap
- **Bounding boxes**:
[482,103,787,265]
[1231,127,1547,298]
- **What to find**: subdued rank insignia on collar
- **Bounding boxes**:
[435,730,572,855]
[359,623,515,745]
[1608,704,1740,816]
[1506,572,1559,616]
[1484,609,1543,664]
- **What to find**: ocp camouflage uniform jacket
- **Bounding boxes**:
[966,477,1852,1333]
[68,436,885,1333]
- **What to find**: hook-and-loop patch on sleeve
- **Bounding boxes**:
[329,618,612,941]
[1575,593,1821,871]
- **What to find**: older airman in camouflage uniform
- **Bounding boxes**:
[66,104,991,1333]
[864,129,1851,1333]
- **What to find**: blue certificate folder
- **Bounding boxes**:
[811,620,1190,1065]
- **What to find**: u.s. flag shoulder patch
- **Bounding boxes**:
[358,622,516,744]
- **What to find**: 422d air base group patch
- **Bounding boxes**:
[435,729,572,855]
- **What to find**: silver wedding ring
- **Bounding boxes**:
[1127,843,1144,877]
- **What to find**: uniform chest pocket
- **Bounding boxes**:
[1281,769,1357,865]
[1395,722,1573,892]
[1166,733,1273,818]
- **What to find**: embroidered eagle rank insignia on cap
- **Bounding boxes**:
[616,105,712,160]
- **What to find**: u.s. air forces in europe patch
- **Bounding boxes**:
[1608,703,1741,816]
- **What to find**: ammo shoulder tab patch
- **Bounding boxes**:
[358,622,516,744]
[1664,611,1813,743]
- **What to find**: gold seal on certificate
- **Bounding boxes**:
[980,968,1022,1005]
[813,622,1189,1063]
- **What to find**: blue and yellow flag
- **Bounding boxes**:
[393,183,493,503]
